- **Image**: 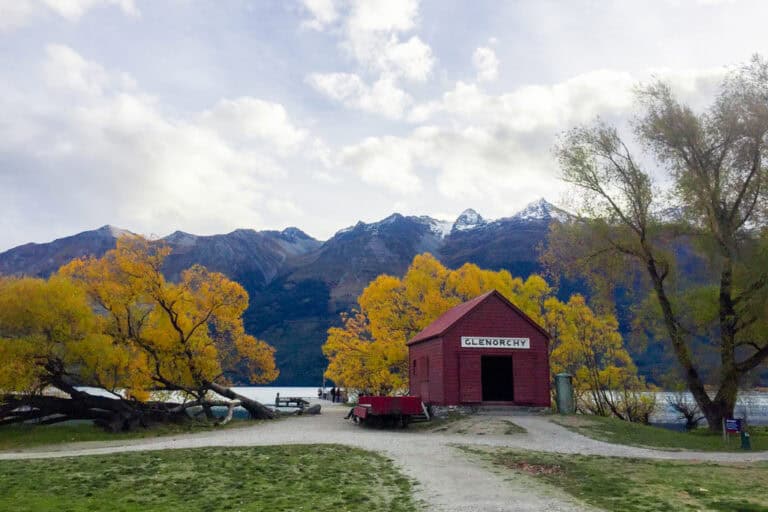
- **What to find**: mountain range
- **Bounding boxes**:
[0,199,572,385]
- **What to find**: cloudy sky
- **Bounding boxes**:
[0,0,766,250]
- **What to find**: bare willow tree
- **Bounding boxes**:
[545,55,768,430]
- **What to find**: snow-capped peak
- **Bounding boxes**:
[280,227,310,241]
[452,209,486,232]
[511,199,568,222]
[424,217,453,238]
[164,230,198,247]
[98,225,132,238]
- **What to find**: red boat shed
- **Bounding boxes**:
[407,290,550,407]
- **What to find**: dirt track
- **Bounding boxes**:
[3,404,767,511]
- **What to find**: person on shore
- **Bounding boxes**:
[317,387,322,399]
[330,386,336,402]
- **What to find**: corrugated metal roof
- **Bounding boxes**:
[406,289,551,345]
[407,290,495,345]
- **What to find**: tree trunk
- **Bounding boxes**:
[703,370,739,432]
[646,259,718,427]
[1,392,191,431]
[205,381,276,419]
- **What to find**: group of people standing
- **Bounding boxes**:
[317,386,344,403]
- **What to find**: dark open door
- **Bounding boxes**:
[481,355,514,401]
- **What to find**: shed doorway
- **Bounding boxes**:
[481,356,514,401]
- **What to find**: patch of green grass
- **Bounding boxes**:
[467,446,768,512]
[407,412,466,432]
[0,444,418,512]
[502,420,526,435]
[554,415,768,452]
[0,419,259,451]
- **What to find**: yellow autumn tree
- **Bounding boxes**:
[1,235,279,431]
[60,236,279,410]
[323,254,556,394]
[0,275,126,396]
[0,274,151,429]
[323,253,650,421]
[544,295,655,421]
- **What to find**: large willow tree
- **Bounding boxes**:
[546,56,768,430]
[0,236,278,430]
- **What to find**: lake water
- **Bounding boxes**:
[228,388,768,426]
[77,386,768,425]
[228,386,323,404]
[650,391,768,426]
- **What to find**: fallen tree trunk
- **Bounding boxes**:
[205,381,276,419]
[0,393,189,432]
[1,381,277,431]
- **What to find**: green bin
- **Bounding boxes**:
[741,431,751,451]
[555,373,575,414]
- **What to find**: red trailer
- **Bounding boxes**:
[350,396,427,427]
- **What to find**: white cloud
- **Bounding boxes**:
[43,43,136,95]
[349,65,728,207]
[379,35,433,82]
[409,70,640,128]
[339,135,421,194]
[304,0,433,118]
[0,45,323,245]
[200,97,307,153]
[266,197,304,217]
[0,0,137,30]
[300,0,339,30]
[0,1,38,31]
[342,0,433,82]
[473,47,499,82]
[346,0,418,33]
[307,72,412,119]
[42,0,138,20]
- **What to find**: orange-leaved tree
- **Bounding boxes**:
[0,275,144,428]
[0,235,279,431]
[323,253,649,421]
[544,294,655,421]
[60,236,279,418]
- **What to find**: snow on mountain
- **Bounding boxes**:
[164,230,198,247]
[103,225,133,238]
[510,199,569,222]
[427,218,453,238]
[452,209,487,232]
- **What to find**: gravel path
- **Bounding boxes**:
[3,404,767,511]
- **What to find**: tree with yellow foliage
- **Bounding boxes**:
[0,236,279,431]
[324,253,651,421]
[544,295,655,421]
[0,275,144,429]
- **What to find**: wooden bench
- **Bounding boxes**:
[274,394,310,409]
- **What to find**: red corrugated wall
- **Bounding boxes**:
[409,293,550,407]
[408,337,444,403]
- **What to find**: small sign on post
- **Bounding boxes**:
[723,417,743,444]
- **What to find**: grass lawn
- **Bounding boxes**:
[407,412,466,432]
[0,444,417,512]
[554,414,768,452]
[502,420,527,435]
[468,447,768,512]
[0,419,261,451]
